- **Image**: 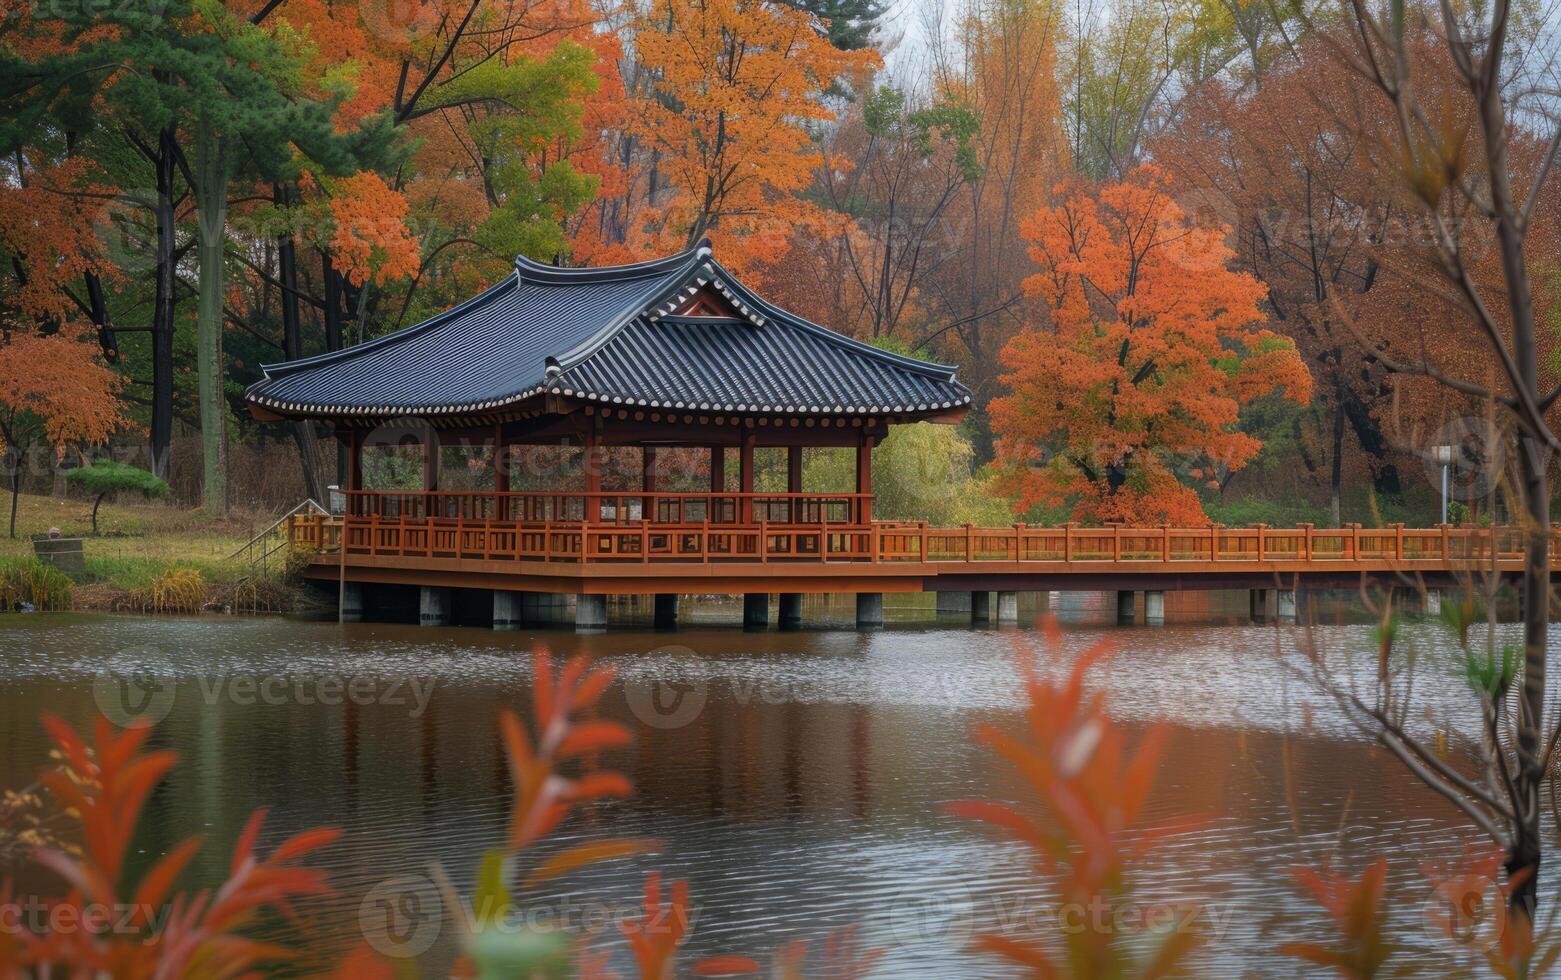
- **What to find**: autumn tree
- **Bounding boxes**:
[1277,0,1561,927]
[772,82,979,339]
[1155,38,1405,523]
[990,166,1312,524]
[1064,0,1301,180]
[0,325,128,537]
[923,0,1069,458]
[621,0,877,273]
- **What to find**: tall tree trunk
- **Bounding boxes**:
[1330,388,1344,526]
[82,272,119,363]
[276,184,324,503]
[1511,429,1548,918]
[322,253,348,486]
[194,115,230,518]
[149,126,177,480]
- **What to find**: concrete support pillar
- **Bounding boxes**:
[1425,589,1443,617]
[654,593,679,630]
[971,591,991,624]
[493,590,524,631]
[936,591,972,614]
[419,586,451,627]
[996,591,1019,624]
[576,594,608,632]
[339,582,364,623]
[1277,589,1298,623]
[1116,590,1136,626]
[1144,590,1166,626]
[521,592,568,626]
[778,593,803,629]
[743,593,769,630]
[856,592,884,629]
[1250,588,1270,624]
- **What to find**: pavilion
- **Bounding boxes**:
[246,241,972,629]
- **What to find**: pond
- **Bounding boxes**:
[0,594,1541,976]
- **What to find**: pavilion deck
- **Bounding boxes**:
[288,490,1552,595]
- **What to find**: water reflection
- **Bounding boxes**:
[0,607,1543,976]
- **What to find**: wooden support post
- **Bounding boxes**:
[855,435,873,524]
[493,425,508,520]
[347,429,364,492]
[583,429,601,524]
[422,431,438,518]
[739,432,756,524]
[788,445,803,523]
[642,446,657,523]
[710,446,726,521]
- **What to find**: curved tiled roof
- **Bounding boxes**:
[245,244,971,419]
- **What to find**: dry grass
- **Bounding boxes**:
[0,491,289,589]
[0,491,271,564]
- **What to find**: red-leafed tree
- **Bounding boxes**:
[990,166,1312,524]
[0,324,129,537]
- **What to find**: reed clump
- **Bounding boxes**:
[0,558,74,611]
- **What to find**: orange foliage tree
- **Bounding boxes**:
[990,166,1312,524]
[0,326,128,537]
[619,0,877,274]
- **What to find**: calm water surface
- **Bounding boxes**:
[0,593,1544,976]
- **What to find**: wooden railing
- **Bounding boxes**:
[288,499,1561,568]
[344,490,867,526]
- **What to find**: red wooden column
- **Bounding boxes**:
[422,430,439,518]
[493,424,508,520]
[346,429,364,501]
[787,445,803,522]
[710,446,726,521]
[336,428,364,522]
[855,433,873,524]
[583,430,602,524]
[642,446,658,523]
[739,431,756,524]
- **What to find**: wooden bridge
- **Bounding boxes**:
[288,490,1547,630]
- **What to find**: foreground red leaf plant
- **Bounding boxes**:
[1281,847,1560,979]
[0,715,339,978]
[948,626,1199,977]
[1278,857,1394,978]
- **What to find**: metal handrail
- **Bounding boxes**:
[229,498,328,564]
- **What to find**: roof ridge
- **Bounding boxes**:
[700,258,961,382]
[544,247,713,377]
[515,243,706,284]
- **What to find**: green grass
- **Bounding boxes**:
[0,556,74,610]
[0,491,270,590]
[1206,485,1443,529]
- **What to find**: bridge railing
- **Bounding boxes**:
[287,509,1554,566]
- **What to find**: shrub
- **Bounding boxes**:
[127,566,207,614]
[0,557,74,611]
[63,460,170,534]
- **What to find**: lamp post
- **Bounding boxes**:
[1432,445,1454,524]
